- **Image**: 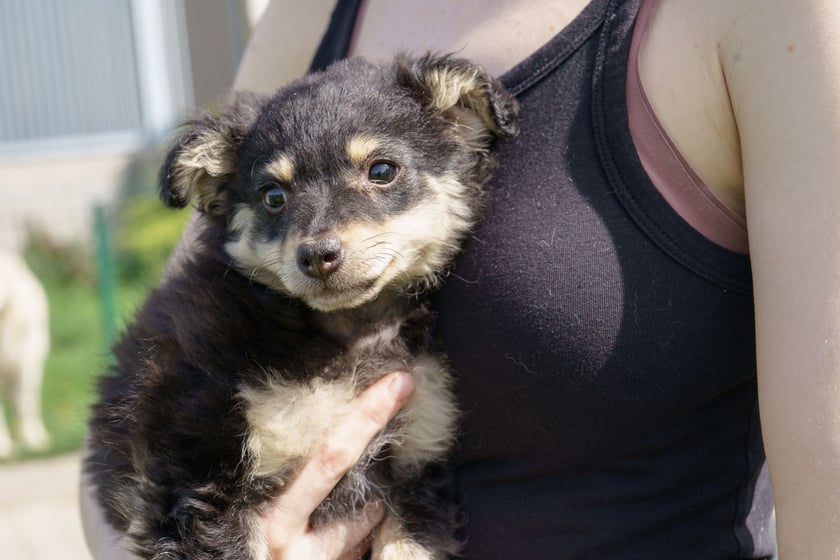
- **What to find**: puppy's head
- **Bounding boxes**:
[160,53,518,312]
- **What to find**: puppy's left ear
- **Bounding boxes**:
[396,53,519,150]
[159,91,265,215]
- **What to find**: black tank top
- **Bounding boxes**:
[313,1,774,558]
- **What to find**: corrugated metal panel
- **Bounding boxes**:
[0,0,143,146]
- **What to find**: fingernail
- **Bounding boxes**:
[387,372,415,402]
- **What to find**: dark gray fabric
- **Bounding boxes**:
[308,0,363,73]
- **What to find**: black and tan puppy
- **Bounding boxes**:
[86,54,518,559]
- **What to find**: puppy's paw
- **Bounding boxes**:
[371,515,443,560]
[374,539,438,560]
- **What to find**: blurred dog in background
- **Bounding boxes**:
[0,253,50,458]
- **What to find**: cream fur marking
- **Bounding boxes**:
[423,67,480,114]
[394,354,458,470]
[239,376,358,478]
[176,134,236,180]
[264,154,295,183]
[346,135,382,166]
[373,514,437,560]
[224,205,285,289]
[245,514,269,560]
[239,355,454,500]
[173,132,236,212]
[228,204,254,236]
[423,66,504,146]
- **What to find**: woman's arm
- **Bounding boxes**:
[722,1,840,557]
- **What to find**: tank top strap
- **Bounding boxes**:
[308,0,363,72]
[498,0,612,96]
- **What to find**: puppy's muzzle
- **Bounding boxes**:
[297,237,344,280]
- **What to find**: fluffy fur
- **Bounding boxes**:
[86,53,518,559]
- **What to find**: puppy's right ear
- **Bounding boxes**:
[159,92,265,215]
[396,53,519,151]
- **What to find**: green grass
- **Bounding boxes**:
[1,194,191,463]
[38,279,107,456]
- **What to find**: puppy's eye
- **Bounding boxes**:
[368,161,398,185]
[262,185,288,212]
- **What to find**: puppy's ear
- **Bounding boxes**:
[159,92,265,215]
[396,53,519,150]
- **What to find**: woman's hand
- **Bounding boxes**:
[258,371,416,560]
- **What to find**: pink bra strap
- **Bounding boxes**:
[626,0,748,254]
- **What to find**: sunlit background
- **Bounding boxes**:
[0,1,268,557]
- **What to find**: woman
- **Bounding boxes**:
[83,1,840,558]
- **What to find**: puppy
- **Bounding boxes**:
[86,53,518,560]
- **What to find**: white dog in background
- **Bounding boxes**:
[0,253,50,458]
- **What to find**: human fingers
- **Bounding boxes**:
[328,502,386,560]
[262,371,415,547]
[261,501,385,560]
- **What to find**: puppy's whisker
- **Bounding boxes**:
[258,250,284,265]
[368,249,401,260]
[252,249,288,272]
[360,232,394,243]
[360,231,403,246]
[261,257,288,269]
[364,256,391,267]
[366,241,393,250]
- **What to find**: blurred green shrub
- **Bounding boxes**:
[24,228,96,288]
[115,195,192,286]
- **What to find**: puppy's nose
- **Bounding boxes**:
[296,238,344,279]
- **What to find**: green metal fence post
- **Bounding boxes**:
[94,204,117,350]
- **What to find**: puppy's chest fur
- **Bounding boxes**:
[239,289,457,499]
